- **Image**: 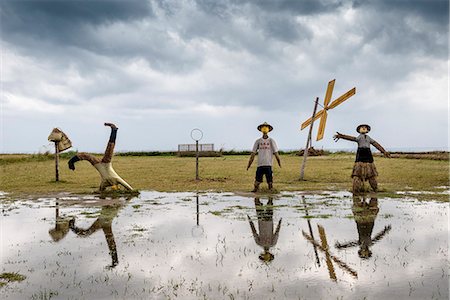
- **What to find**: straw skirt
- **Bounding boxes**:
[351,162,378,180]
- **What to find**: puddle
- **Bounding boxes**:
[0,191,448,299]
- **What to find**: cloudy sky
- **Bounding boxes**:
[1,0,448,153]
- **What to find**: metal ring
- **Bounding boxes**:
[190,128,203,141]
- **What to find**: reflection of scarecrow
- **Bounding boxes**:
[333,124,390,193]
[69,205,121,268]
[247,197,282,262]
[247,122,282,192]
[48,204,74,242]
[335,195,391,259]
[68,123,133,191]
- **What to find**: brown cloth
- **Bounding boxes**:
[352,162,378,180]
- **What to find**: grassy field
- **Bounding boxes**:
[0,153,448,199]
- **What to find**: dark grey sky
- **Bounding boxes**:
[1,0,448,152]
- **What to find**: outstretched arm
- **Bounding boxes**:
[335,240,359,249]
[333,132,357,142]
[371,225,392,244]
[69,219,102,237]
[371,140,391,158]
[68,153,101,170]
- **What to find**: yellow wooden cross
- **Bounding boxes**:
[301,79,356,141]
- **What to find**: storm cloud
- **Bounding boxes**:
[1,0,448,152]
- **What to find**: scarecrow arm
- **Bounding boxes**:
[333,132,357,142]
[247,153,256,170]
[68,153,101,170]
[69,219,102,237]
[335,240,359,249]
[371,141,391,158]
[274,152,282,168]
[371,225,392,244]
[273,218,282,245]
[247,215,259,242]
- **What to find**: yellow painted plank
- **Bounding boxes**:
[316,110,328,141]
[323,79,335,108]
[328,87,356,110]
[300,110,324,130]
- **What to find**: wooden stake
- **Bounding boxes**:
[196,194,199,226]
[300,97,319,180]
[54,142,60,182]
[302,196,320,266]
[195,140,199,180]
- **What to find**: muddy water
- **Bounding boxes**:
[1,191,448,299]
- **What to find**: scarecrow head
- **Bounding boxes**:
[356,124,371,134]
[358,245,372,259]
[257,122,273,135]
[259,248,275,262]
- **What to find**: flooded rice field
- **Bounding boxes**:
[1,191,448,299]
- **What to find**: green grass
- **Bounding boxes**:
[0,154,448,198]
[0,272,27,287]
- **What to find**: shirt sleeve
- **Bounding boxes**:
[270,138,279,153]
[368,136,376,145]
[252,139,259,153]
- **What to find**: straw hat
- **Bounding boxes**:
[356,124,371,133]
[257,122,273,132]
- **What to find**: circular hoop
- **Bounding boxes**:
[190,128,203,141]
[191,225,205,237]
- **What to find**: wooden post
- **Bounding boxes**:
[196,194,199,226]
[302,196,320,266]
[195,140,199,180]
[300,97,319,180]
[54,142,60,182]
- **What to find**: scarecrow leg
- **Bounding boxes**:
[117,177,133,191]
[252,181,261,193]
[352,177,363,193]
[266,168,273,189]
[99,180,109,192]
[368,177,378,192]
[102,124,118,163]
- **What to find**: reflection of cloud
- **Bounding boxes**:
[1,193,448,298]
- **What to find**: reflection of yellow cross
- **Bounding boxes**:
[302,225,358,280]
[301,80,356,141]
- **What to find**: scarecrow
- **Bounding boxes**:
[69,205,120,269]
[333,124,390,193]
[247,197,282,262]
[247,122,282,192]
[335,194,391,259]
[68,123,133,191]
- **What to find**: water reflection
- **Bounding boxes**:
[49,197,130,269]
[335,194,391,259]
[191,193,205,238]
[48,202,73,242]
[247,197,282,262]
[301,196,358,280]
[2,191,445,299]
